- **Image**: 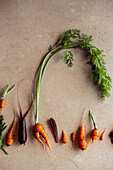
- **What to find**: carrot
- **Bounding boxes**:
[90,111,100,144]
[100,129,105,140]
[0,99,5,114]
[34,123,51,151]
[62,130,68,143]
[78,123,87,150]
[0,85,15,114]
[6,117,15,146]
[17,86,33,145]
[49,118,59,143]
[71,132,75,145]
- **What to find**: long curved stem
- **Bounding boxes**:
[35,46,62,124]
[35,43,79,124]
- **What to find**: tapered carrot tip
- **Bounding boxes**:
[100,129,105,140]
[47,143,52,152]
[0,108,3,114]
[62,130,68,143]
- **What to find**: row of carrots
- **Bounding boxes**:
[49,115,105,151]
[0,85,112,154]
[0,85,105,154]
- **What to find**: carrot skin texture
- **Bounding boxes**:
[34,123,51,151]
[18,118,27,145]
[49,118,59,143]
[78,123,87,150]
[6,118,15,146]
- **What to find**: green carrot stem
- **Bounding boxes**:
[1,147,8,155]
[35,46,62,124]
[6,85,15,95]
[90,111,97,129]
[1,85,10,99]
[35,43,79,124]
[1,85,15,99]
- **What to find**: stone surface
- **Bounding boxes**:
[0,0,113,170]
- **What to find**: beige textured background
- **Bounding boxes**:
[0,0,113,170]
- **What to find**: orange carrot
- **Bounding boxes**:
[0,99,5,114]
[6,117,15,146]
[78,123,87,150]
[71,132,75,145]
[90,111,100,143]
[34,123,51,151]
[62,130,68,143]
[0,85,15,114]
[100,129,105,140]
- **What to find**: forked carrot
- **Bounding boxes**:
[78,123,87,150]
[6,117,15,146]
[34,123,51,151]
[90,111,100,143]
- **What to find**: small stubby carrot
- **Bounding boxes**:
[0,85,15,114]
[78,123,87,150]
[6,117,15,146]
[100,129,105,140]
[62,130,68,143]
[71,132,75,145]
[34,123,51,151]
[0,99,5,114]
[90,111,100,144]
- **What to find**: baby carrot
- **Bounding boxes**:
[78,123,87,150]
[71,132,75,146]
[62,130,68,143]
[0,85,15,114]
[6,117,15,146]
[90,111,100,144]
[100,129,105,140]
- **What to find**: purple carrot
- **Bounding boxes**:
[49,118,58,143]
[17,87,33,145]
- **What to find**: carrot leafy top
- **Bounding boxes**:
[35,29,112,124]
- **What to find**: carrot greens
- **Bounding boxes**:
[35,29,112,125]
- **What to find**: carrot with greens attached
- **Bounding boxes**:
[0,85,15,114]
[17,87,33,145]
[90,111,100,144]
[32,49,52,151]
[6,116,15,146]
[78,123,87,150]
